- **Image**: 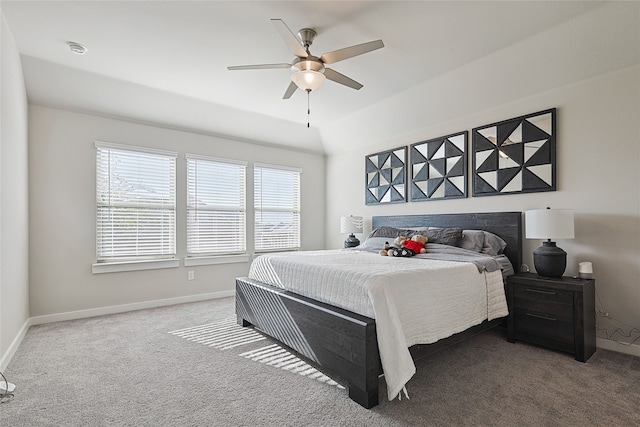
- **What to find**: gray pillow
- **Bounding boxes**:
[459,230,485,252]
[481,231,507,256]
[368,226,429,239]
[424,227,463,247]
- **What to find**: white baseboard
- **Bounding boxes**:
[30,290,234,326]
[1,318,31,372]
[2,291,234,370]
[597,337,640,358]
[2,291,234,371]
[6,295,634,372]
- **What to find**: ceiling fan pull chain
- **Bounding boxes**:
[307,89,311,128]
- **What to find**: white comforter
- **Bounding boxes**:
[248,249,509,401]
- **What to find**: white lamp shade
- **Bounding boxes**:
[291,70,326,91]
[525,209,575,239]
[340,216,363,234]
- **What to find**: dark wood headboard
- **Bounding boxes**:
[372,212,522,271]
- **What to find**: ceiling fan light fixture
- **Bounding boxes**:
[291,70,326,91]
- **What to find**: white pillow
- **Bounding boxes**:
[356,236,396,251]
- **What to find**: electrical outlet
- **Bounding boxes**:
[188,270,195,281]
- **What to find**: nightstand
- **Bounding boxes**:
[506,272,596,362]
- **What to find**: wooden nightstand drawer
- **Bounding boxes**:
[513,310,574,346]
[513,285,573,321]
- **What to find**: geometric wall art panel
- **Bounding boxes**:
[365,146,407,205]
[472,108,556,197]
[409,131,467,201]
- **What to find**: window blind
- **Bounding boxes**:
[254,164,301,251]
[96,142,176,261]
[187,155,246,256]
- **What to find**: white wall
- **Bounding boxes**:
[0,12,30,369]
[325,2,640,353]
[11,0,640,359]
[326,66,640,350]
[28,106,325,317]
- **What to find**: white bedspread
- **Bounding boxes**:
[248,249,509,401]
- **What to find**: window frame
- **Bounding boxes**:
[253,163,301,253]
[185,154,247,261]
[93,141,177,273]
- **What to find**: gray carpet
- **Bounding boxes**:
[3,297,639,426]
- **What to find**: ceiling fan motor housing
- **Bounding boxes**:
[293,28,324,74]
[291,56,325,73]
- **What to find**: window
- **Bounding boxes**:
[186,155,246,256]
[95,142,176,262]
[254,164,301,252]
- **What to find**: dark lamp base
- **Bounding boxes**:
[344,234,360,248]
[533,241,567,278]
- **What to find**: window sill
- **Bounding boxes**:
[92,258,180,274]
[184,254,250,266]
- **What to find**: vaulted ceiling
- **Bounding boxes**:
[0,1,615,154]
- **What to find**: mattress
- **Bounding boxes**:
[248,248,509,401]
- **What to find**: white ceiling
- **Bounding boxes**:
[1,1,606,154]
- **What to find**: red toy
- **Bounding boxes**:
[381,234,428,257]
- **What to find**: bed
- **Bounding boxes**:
[236,212,522,408]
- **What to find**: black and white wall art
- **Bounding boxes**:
[365,147,407,204]
[409,131,467,201]
[472,108,556,196]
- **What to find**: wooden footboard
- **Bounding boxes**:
[235,277,381,408]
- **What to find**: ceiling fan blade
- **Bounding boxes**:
[271,19,308,58]
[227,63,291,71]
[283,81,298,99]
[324,68,363,90]
[321,39,384,64]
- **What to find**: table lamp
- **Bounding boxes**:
[340,215,363,248]
[525,207,574,278]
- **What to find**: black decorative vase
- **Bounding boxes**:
[533,241,567,278]
[344,234,360,248]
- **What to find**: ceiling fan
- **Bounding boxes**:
[227,19,384,99]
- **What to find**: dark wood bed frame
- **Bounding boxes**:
[236,211,522,408]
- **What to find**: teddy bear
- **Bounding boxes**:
[379,236,407,256]
[381,234,428,257]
